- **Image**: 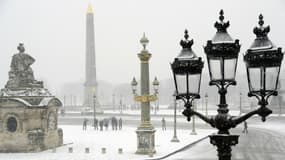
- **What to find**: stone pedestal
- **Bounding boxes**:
[136,127,156,154]
[0,88,63,152]
[0,93,63,152]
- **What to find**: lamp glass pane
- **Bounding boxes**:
[188,74,201,94]
[209,59,222,80]
[224,58,237,80]
[175,74,187,94]
[153,84,159,91]
[265,67,280,91]
[248,67,261,91]
[132,85,137,91]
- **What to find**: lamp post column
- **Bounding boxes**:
[171,93,179,142]
[135,33,156,155]
[112,93,115,112]
[205,93,208,117]
[239,93,242,115]
[120,96,123,114]
[190,100,197,135]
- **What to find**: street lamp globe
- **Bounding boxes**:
[204,10,241,86]
[152,77,159,94]
[131,77,138,94]
[171,30,204,120]
[244,14,284,121]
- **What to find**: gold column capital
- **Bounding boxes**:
[138,51,151,63]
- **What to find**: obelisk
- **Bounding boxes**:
[83,3,101,112]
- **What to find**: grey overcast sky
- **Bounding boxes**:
[0,0,285,93]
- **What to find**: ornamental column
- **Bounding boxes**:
[135,33,156,155]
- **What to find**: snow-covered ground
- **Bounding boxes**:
[102,109,241,116]
[0,125,215,160]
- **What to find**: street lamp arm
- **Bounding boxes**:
[193,110,215,127]
[182,108,214,127]
[231,109,258,127]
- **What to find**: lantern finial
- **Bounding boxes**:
[219,9,224,22]
[214,9,230,33]
[140,32,149,50]
[253,14,270,38]
[180,29,193,49]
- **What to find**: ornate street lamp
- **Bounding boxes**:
[152,77,159,93]
[171,10,283,160]
[131,77,138,95]
[131,77,138,110]
[204,10,241,121]
[244,14,283,121]
[152,77,159,114]
[171,30,204,122]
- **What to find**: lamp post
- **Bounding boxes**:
[190,100,197,135]
[93,94,96,130]
[171,92,179,142]
[112,93,115,111]
[152,77,159,115]
[133,33,157,155]
[239,92,242,115]
[277,81,282,116]
[131,77,138,110]
[119,95,123,114]
[171,10,283,160]
[205,93,208,117]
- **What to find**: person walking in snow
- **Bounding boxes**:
[162,117,166,131]
[83,118,88,131]
[242,121,248,134]
[119,118,123,130]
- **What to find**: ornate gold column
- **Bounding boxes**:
[135,33,156,155]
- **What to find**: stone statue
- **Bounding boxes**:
[5,43,43,89]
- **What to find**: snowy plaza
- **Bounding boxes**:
[1,0,285,160]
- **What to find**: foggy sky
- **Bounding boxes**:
[0,0,285,94]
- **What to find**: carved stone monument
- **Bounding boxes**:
[0,44,63,152]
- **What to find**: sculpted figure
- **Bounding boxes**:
[6,43,43,89]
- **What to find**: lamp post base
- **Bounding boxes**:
[190,131,197,135]
[135,127,156,155]
[209,134,239,160]
[171,136,180,142]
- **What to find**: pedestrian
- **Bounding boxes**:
[119,118,122,130]
[83,118,88,131]
[103,118,109,130]
[99,120,104,131]
[242,121,248,134]
[162,117,166,131]
[93,118,98,130]
[111,117,118,130]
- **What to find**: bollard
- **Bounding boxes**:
[101,147,106,154]
[118,148,123,154]
[68,147,73,153]
[85,147,90,153]
[52,147,56,153]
